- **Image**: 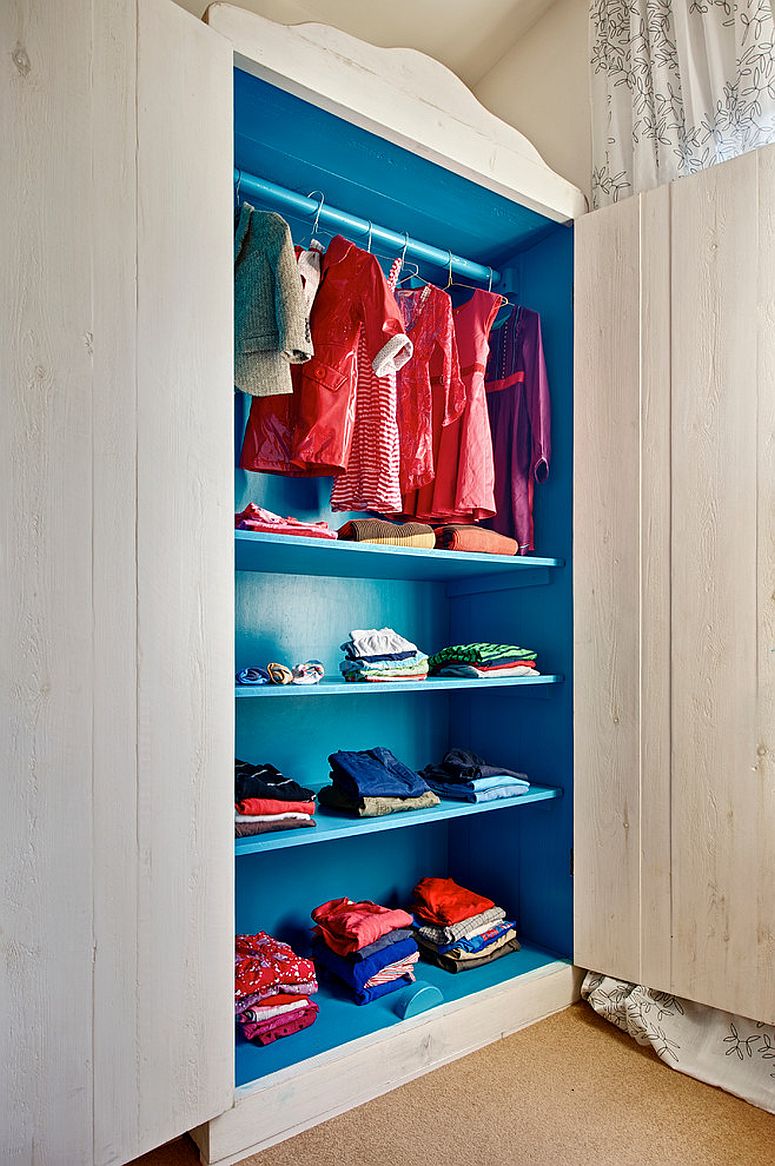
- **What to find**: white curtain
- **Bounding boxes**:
[583,973,775,1114]
[590,0,775,207]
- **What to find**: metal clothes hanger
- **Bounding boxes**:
[443,252,507,305]
[301,190,334,250]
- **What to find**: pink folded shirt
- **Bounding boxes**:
[235,502,336,540]
[312,897,414,955]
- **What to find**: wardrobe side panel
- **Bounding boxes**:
[0,3,96,1161]
[573,199,642,980]
[670,150,775,1022]
[134,0,234,1152]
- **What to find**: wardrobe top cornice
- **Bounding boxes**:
[203,3,587,224]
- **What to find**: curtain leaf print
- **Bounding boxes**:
[590,0,775,205]
[582,973,775,1110]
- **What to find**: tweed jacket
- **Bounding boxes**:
[234,205,313,396]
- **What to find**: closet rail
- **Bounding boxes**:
[234,169,502,286]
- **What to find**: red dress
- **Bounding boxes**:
[394,284,465,493]
[240,235,411,477]
[404,288,501,522]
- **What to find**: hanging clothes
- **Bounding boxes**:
[331,255,403,513]
[329,328,402,512]
[404,288,500,523]
[394,284,465,494]
[234,206,313,397]
[240,234,412,477]
[482,305,550,553]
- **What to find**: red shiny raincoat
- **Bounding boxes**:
[240,235,412,477]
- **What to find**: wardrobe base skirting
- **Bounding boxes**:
[191,960,581,1165]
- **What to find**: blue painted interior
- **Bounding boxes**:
[233,65,574,1088]
[234,69,558,274]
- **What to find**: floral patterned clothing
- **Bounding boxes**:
[234,932,318,1011]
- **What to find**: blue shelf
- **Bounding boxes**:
[235,674,563,698]
[235,782,562,856]
[235,529,562,585]
[235,942,569,1087]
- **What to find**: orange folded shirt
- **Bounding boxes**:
[412,877,495,925]
[236,797,315,817]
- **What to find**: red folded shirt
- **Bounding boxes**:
[412,877,495,925]
[434,524,518,556]
[311,897,414,955]
[235,797,315,817]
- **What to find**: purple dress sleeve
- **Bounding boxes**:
[522,310,551,484]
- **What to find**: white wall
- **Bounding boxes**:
[179,0,558,86]
[474,0,591,202]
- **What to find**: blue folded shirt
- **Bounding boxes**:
[428,774,530,803]
[312,933,418,996]
[437,919,516,955]
[351,928,414,961]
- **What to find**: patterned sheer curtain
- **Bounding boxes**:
[590,0,775,208]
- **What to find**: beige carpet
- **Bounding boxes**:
[134,1003,775,1166]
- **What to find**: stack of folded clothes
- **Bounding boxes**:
[235,501,336,540]
[412,877,519,973]
[234,758,316,836]
[318,748,439,818]
[311,897,419,1005]
[419,748,530,803]
[434,525,518,556]
[235,931,319,1045]
[337,518,435,548]
[428,642,539,679]
[340,627,429,683]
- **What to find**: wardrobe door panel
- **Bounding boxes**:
[573,199,642,980]
[1,3,97,1160]
[131,0,235,1155]
[670,150,775,1022]
[638,184,673,991]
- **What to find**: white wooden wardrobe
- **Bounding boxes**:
[1,1,773,1164]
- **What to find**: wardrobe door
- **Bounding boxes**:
[575,151,775,1024]
[109,0,234,1159]
[669,150,775,1024]
[573,185,672,988]
[1,2,233,1162]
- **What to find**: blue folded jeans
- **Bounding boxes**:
[328,748,429,799]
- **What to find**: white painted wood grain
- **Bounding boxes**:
[638,183,673,990]
[90,1,142,1162]
[192,963,580,1165]
[670,150,775,1023]
[573,198,642,982]
[203,3,586,223]
[133,0,235,1153]
[0,3,96,1161]
[751,145,775,1024]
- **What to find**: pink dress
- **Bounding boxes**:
[395,284,465,493]
[404,288,501,523]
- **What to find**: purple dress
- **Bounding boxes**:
[482,306,551,552]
